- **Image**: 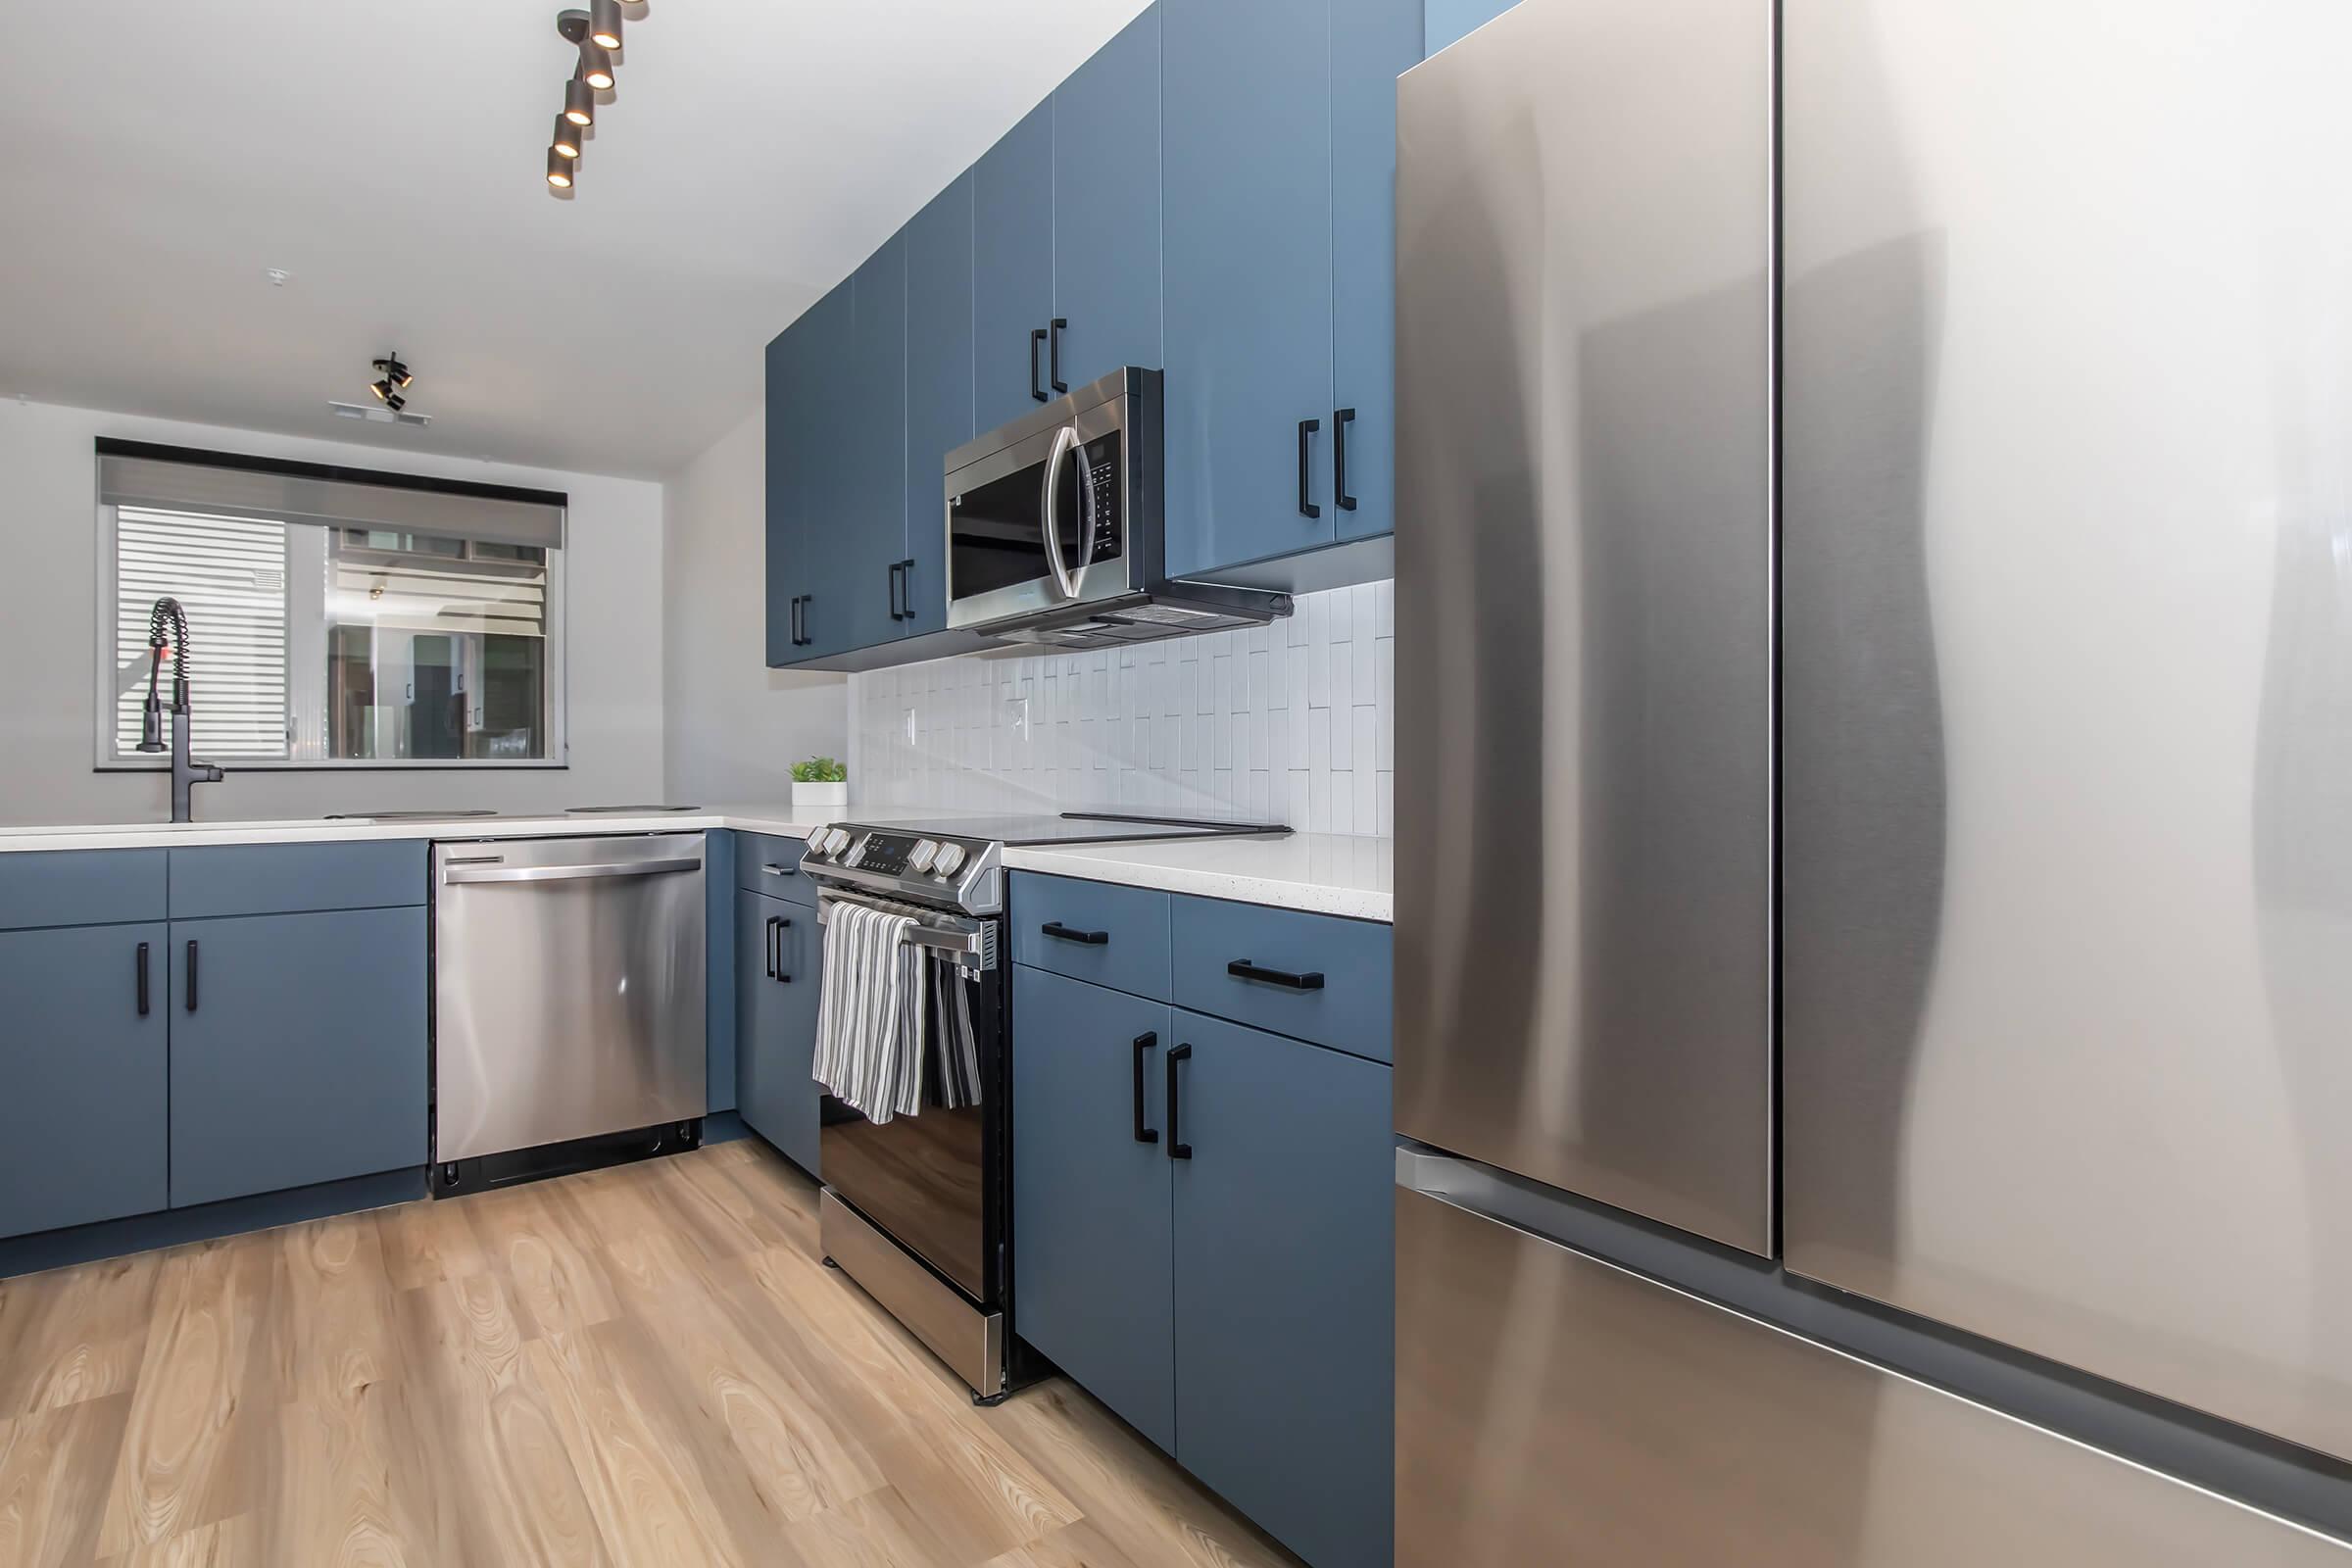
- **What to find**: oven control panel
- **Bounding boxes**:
[801,825,1001,914]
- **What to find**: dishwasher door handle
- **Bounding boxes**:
[442,857,702,885]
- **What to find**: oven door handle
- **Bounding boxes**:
[443,858,701,885]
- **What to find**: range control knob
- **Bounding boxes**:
[932,842,967,878]
[843,836,867,868]
[823,827,852,857]
[908,839,940,873]
[802,833,831,861]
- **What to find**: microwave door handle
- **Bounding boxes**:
[1040,422,1087,600]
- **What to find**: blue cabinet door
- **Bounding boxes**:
[1051,6,1162,392]
[1012,967,1178,1452]
[1330,0,1421,545]
[737,888,821,1175]
[791,278,861,662]
[838,232,909,657]
[169,907,428,1208]
[1170,1009,1393,1568]
[1162,0,1336,578]
[0,923,169,1239]
[764,319,809,667]
[973,100,1054,436]
[904,173,974,639]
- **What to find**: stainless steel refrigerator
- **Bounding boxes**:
[1396,0,2352,1562]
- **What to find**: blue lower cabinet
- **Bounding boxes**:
[737,888,821,1175]
[168,906,427,1208]
[1170,1008,1394,1568]
[0,922,170,1238]
[1013,967,1178,1451]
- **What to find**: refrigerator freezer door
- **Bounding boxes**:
[1783,0,2352,1458]
[1396,1175,2350,1567]
[1394,0,1775,1252]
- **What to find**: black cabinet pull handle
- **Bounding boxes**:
[1166,1042,1193,1159]
[887,561,905,621]
[185,939,198,1012]
[1049,318,1069,393]
[1132,1031,1159,1145]
[137,941,150,1016]
[1227,958,1325,991]
[1031,328,1049,402]
[1298,418,1321,518]
[765,915,778,980]
[1334,407,1357,512]
[896,559,916,622]
[1040,920,1108,947]
[777,917,794,984]
[789,594,809,647]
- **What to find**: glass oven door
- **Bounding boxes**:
[818,955,1006,1305]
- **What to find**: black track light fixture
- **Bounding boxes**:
[564,73,595,126]
[368,353,414,412]
[589,0,622,51]
[579,42,615,92]
[546,147,574,189]
[553,115,582,161]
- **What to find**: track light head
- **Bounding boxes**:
[546,147,574,189]
[553,115,582,159]
[371,356,412,389]
[579,42,615,91]
[589,0,622,50]
[564,74,595,125]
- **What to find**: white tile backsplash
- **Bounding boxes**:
[848,582,1395,836]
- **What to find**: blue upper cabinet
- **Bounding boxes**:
[1331,0,1423,546]
[1052,7,1162,394]
[1425,0,1516,54]
[841,232,909,655]
[973,101,1055,437]
[1163,0,1336,579]
[763,322,804,668]
[903,173,973,640]
[777,280,857,663]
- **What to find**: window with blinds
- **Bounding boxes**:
[95,441,566,768]
[111,507,291,760]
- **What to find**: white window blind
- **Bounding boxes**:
[112,507,291,760]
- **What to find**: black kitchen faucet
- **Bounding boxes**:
[136,596,223,822]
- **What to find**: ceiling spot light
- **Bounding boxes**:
[553,116,582,160]
[589,0,623,51]
[546,148,574,188]
[564,74,595,125]
[579,43,615,91]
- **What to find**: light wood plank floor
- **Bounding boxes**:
[0,1140,1300,1568]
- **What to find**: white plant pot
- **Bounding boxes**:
[793,780,849,808]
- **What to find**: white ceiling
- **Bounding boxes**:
[0,0,1151,479]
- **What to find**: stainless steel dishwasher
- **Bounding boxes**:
[431,833,706,1194]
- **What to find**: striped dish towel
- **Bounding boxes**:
[811,900,930,1121]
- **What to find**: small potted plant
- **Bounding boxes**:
[791,756,848,808]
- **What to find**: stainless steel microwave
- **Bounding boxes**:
[943,368,1290,650]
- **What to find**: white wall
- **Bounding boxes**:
[662,408,847,802]
[850,581,1396,836]
[0,398,666,824]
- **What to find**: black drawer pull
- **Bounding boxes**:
[1031,327,1049,402]
[1049,318,1069,393]
[1040,920,1109,947]
[137,941,150,1016]
[1166,1042,1192,1160]
[1297,418,1321,518]
[1334,406,1357,512]
[777,917,794,984]
[765,915,778,980]
[185,939,199,1012]
[1131,1031,1159,1145]
[1228,958,1324,991]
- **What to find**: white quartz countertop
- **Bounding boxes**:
[0,803,1393,922]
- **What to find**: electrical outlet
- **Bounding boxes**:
[1006,696,1030,739]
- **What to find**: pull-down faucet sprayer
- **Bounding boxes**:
[136,597,222,822]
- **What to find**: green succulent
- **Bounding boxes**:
[791,756,847,784]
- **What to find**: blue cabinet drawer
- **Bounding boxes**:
[1170,895,1392,1061]
[0,849,167,931]
[733,833,814,906]
[169,841,425,918]
[1011,873,1172,1001]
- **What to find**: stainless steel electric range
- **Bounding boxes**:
[797,810,1285,1401]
